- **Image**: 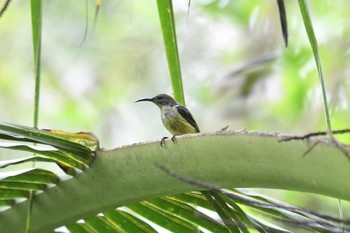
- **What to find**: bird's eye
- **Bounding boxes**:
[156,96,162,100]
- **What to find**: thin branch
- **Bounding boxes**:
[0,0,11,17]
[277,0,288,47]
[279,129,350,142]
[186,0,191,22]
[279,129,350,159]
[79,0,89,48]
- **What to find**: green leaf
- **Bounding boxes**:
[84,215,121,232]
[156,0,185,104]
[3,169,58,184]
[0,122,94,158]
[30,0,42,128]
[219,191,289,232]
[150,197,229,232]
[0,168,59,215]
[170,192,212,210]
[0,199,14,207]
[202,191,244,233]
[129,202,199,233]
[297,0,331,130]
[0,156,53,169]
[103,209,157,232]
[0,144,89,169]
[0,189,29,200]
[66,223,94,233]
[0,181,47,191]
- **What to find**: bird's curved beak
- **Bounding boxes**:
[135,97,153,103]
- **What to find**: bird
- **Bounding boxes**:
[136,94,230,227]
[135,94,200,146]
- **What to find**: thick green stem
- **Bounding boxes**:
[1,131,349,232]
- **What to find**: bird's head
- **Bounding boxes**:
[135,94,177,108]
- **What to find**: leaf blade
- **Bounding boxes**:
[155,0,185,104]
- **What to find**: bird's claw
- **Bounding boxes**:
[160,135,178,147]
[160,137,169,147]
[220,125,229,131]
[171,135,177,144]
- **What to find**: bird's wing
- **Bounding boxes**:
[176,105,200,133]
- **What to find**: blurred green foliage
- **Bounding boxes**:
[1,0,349,145]
[0,0,350,222]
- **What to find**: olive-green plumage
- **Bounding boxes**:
[135,94,200,135]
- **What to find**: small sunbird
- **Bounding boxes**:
[136,94,200,146]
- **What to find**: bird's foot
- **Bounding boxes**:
[160,137,169,147]
[220,125,229,131]
[171,135,177,144]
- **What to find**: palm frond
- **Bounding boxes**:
[1,130,349,232]
[0,122,96,215]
